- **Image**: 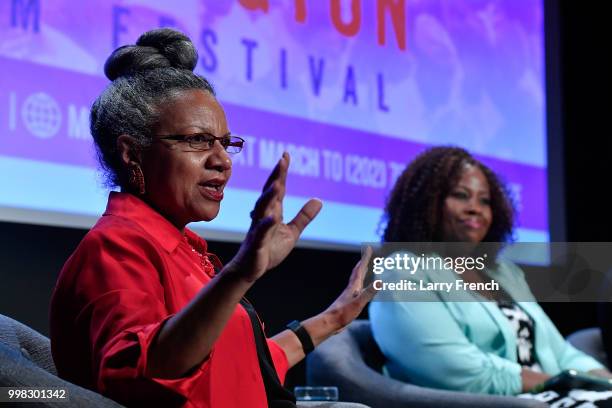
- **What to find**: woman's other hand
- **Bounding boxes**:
[273,247,377,367]
[226,152,322,283]
[318,246,377,333]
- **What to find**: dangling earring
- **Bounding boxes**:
[128,164,146,195]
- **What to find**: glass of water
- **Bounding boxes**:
[294,386,339,401]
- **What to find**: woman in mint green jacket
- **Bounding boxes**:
[369,147,608,396]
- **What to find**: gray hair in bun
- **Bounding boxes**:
[91,28,215,188]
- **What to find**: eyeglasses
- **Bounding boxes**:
[155,133,244,154]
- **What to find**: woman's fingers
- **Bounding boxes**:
[262,153,289,193]
[287,199,322,238]
[261,184,283,222]
[345,254,377,323]
[352,248,377,312]
[359,281,377,303]
[277,152,289,200]
[250,183,279,224]
[348,246,373,290]
[252,153,289,222]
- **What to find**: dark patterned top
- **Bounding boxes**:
[497,300,543,372]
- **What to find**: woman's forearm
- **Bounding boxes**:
[271,311,342,368]
[146,263,253,378]
[588,368,612,379]
[521,369,612,393]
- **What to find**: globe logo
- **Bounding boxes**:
[21,92,62,139]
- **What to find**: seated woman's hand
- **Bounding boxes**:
[227,153,322,283]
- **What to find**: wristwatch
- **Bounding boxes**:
[286,320,315,355]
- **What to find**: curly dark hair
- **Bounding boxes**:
[90,28,215,188]
[382,146,516,246]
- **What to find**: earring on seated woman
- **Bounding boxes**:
[128,164,146,195]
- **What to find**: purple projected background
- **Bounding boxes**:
[0,0,547,243]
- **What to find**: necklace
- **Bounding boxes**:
[186,239,215,277]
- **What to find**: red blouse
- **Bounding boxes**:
[50,192,289,408]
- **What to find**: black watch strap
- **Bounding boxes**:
[286,320,315,355]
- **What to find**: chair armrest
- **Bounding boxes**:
[308,321,547,408]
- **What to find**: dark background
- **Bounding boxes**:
[1,0,611,387]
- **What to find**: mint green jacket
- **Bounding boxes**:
[369,256,603,395]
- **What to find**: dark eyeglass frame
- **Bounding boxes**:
[155,133,245,154]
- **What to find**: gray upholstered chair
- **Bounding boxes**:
[0,313,368,408]
[0,313,124,407]
[307,320,547,408]
[567,327,608,367]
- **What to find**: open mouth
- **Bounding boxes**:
[201,182,223,192]
[199,180,225,201]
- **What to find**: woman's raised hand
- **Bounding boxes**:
[227,153,322,283]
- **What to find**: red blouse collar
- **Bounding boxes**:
[103,191,208,255]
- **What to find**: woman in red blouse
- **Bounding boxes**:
[50,29,374,408]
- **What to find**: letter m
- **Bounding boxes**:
[11,0,40,32]
[68,105,91,140]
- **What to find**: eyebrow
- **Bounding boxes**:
[455,185,490,195]
[177,127,232,137]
